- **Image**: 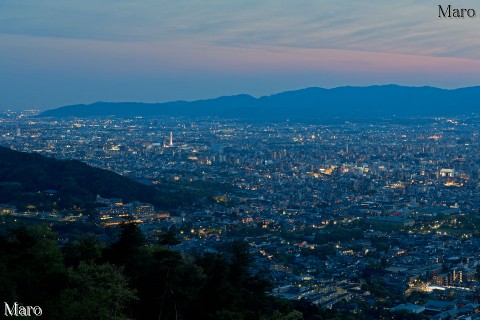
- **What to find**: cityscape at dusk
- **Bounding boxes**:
[3,1,480,319]
[3,111,480,318]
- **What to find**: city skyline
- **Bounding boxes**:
[2,1,480,110]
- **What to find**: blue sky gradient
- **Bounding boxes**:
[2,1,480,110]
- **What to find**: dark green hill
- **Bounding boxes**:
[0,146,194,211]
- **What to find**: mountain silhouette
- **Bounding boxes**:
[39,85,480,119]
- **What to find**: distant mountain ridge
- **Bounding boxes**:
[39,85,480,119]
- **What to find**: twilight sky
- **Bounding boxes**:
[2,0,480,111]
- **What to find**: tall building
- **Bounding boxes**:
[169,131,173,146]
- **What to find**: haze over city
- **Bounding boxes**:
[3,0,480,111]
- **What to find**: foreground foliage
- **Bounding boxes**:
[0,223,428,319]
[0,223,305,319]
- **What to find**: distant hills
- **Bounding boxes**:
[0,147,194,211]
[39,85,480,119]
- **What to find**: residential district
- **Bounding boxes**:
[4,110,480,319]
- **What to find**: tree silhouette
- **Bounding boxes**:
[57,262,137,320]
[158,227,181,249]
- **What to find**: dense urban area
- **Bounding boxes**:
[3,110,480,319]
